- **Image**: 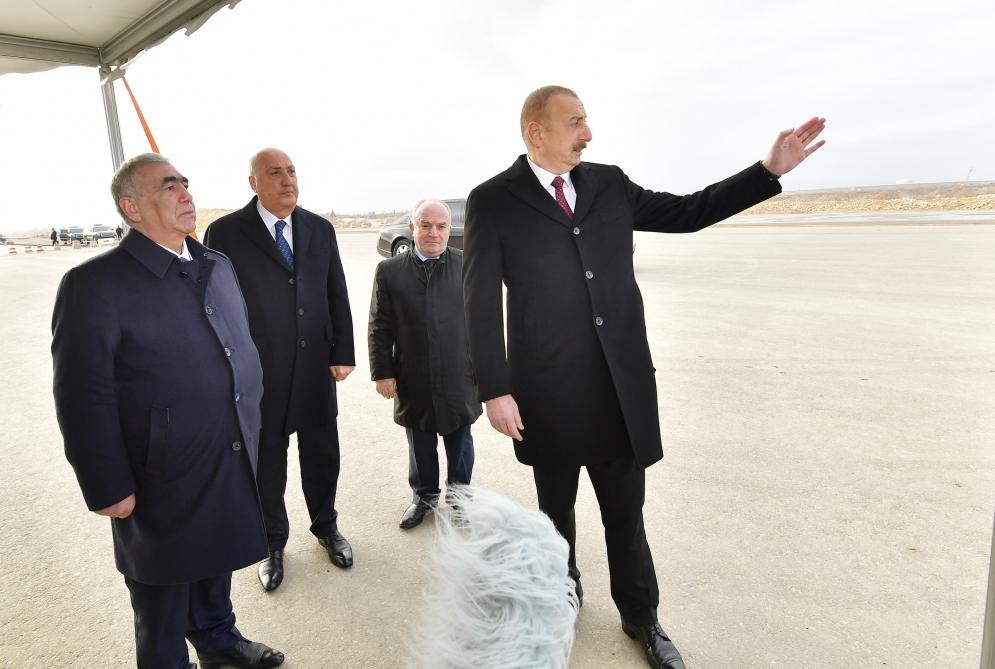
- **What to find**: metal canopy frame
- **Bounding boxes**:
[0,0,241,170]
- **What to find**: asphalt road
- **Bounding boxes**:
[1,223,993,668]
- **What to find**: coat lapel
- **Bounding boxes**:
[291,207,312,262]
[570,163,597,224]
[505,156,574,228]
[239,197,293,273]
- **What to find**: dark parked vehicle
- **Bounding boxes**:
[376,198,466,258]
[91,224,116,240]
[60,226,85,244]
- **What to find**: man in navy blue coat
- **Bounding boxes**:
[52,153,284,669]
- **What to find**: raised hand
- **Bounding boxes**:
[762,116,826,176]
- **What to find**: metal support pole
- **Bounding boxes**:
[99,66,126,171]
[982,510,995,669]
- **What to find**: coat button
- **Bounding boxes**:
[297,308,305,316]
[232,441,242,451]
[299,339,307,348]
[594,316,604,326]
[205,306,215,315]
[289,277,295,285]
[572,227,581,235]
[224,347,232,357]
[179,271,189,278]
[234,393,241,403]
[585,270,594,279]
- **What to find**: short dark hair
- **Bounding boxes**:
[520,85,579,139]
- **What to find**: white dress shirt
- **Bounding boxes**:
[527,155,577,210]
[157,239,193,260]
[256,200,294,252]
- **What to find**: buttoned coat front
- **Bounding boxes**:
[52,231,268,585]
[368,248,481,435]
[203,198,355,435]
[463,157,780,468]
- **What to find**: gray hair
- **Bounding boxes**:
[110,153,171,219]
[411,198,452,223]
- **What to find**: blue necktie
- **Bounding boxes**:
[274,220,295,271]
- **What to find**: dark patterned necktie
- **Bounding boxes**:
[274,220,295,271]
[551,175,574,220]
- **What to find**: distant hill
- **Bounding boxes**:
[745,181,995,215]
[194,209,404,239]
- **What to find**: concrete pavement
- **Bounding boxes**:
[1,222,993,667]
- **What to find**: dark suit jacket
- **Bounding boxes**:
[463,157,781,468]
[52,231,268,585]
[204,198,355,435]
[368,248,481,435]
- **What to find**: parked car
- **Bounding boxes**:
[60,226,86,244]
[376,198,466,258]
[91,224,116,240]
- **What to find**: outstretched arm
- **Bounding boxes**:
[762,116,827,176]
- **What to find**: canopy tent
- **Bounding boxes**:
[0,0,241,169]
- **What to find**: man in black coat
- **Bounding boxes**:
[52,153,284,669]
[204,148,356,592]
[463,85,826,669]
[368,199,481,529]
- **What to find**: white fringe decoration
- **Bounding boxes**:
[407,485,579,669]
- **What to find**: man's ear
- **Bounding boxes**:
[248,175,258,193]
[408,222,415,234]
[119,197,141,224]
[526,121,543,150]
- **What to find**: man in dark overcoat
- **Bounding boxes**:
[204,148,356,592]
[52,153,284,669]
[463,85,826,669]
[204,149,356,591]
[368,199,481,529]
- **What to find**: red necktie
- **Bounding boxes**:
[551,175,574,220]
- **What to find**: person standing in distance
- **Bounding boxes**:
[52,153,284,669]
[368,199,481,529]
[463,85,825,669]
[204,148,355,592]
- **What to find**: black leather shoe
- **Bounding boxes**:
[257,550,283,592]
[319,529,353,568]
[621,618,686,669]
[197,638,285,668]
[399,501,434,529]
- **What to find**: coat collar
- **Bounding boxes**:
[505,155,597,227]
[122,228,207,279]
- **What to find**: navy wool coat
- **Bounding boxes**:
[204,199,355,436]
[463,158,781,468]
[52,231,268,585]
[368,248,482,435]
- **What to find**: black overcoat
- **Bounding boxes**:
[368,248,482,435]
[52,231,268,585]
[204,198,355,435]
[463,157,781,468]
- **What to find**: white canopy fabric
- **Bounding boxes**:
[0,0,241,170]
[0,0,241,76]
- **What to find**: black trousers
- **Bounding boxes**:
[405,424,474,503]
[124,572,241,669]
[533,455,659,625]
[257,421,340,551]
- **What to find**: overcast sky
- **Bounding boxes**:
[1,0,993,232]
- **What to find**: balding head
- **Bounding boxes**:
[409,199,451,258]
[248,148,298,219]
